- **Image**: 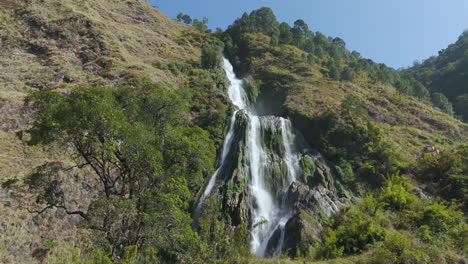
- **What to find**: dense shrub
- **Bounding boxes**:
[315,174,466,262]
[414,146,468,212]
[317,207,386,259]
[378,173,415,211]
[201,38,224,69]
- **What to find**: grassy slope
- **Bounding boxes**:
[286,79,468,159]
[0,0,204,263]
[244,34,467,159]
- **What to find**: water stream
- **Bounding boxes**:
[196,57,310,257]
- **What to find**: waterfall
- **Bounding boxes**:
[196,57,318,257]
[193,110,239,218]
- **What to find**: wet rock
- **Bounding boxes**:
[264,227,282,257]
[282,211,322,258]
[280,181,343,257]
[288,182,340,217]
[227,189,251,226]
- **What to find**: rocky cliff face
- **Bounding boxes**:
[197,92,347,256]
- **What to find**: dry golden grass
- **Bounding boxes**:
[0,0,205,262]
[285,77,468,159]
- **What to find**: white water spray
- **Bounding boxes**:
[196,57,318,257]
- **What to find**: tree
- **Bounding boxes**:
[201,39,224,69]
[327,62,341,80]
[432,92,454,115]
[176,12,192,25]
[278,22,292,45]
[415,145,468,211]
[314,31,329,48]
[303,38,315,53]
[332,37,346,49]
[378,173,415,210]
[24,80,217,261]
[411,79,430,100]
[291,19,310,48]
[394,79,412,95]
[193,17,209,33]
[249,7,280,43]
[341,67,356,81]
[454,94,468,121]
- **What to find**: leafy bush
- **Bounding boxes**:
[201,38,224,69]
[432,92,454,115]
[315,173,466,262]
[317,207,387,259]
[414,145,468,212]
[373,232,430,264]
[378,173,415,211]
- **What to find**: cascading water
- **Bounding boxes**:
[193,110,239,218]
[195,57,334,257]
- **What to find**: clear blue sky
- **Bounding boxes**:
[151,0,468,69]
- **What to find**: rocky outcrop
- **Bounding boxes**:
[214,108,346,255]
[279,160,344,257]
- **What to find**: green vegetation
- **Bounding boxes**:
[312,174,467,263]
[405,30,468,121]
[290,96,405,193]
[222,7,431,97]
[0,2,466,264]
[414,146,468,212]
[201,38,224,69]
[23,79,251,263]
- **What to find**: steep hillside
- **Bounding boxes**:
[224,32,467,160]
[217,11,467,262]
[0,2,466,264]
[405,31,468,121]
[0,1,222,263]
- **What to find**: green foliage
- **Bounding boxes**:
[340,67,356,81]
[411,79,430,101]
[118,246,138,264]
[417,203,461,233]
[405,30,468,121]
[24,79,220,262]
[317,207,387,259]
[193,17,210,33]
[291,19,310,49]
[176,12,192,25]
[414,146,468,212]
[187,66,230,144]
[226,7,280,45]
[394,79,413,95]
[197,198,252,263]
[454,94,468,121]
[24,162,66,209]
[242,78,259,104]
[291,97,404,191]
[201,38,224,69]
[373,232,430,264]
[378,173,415,211]
[315,174,467,262]
[278,22,293,45]
[432,92,454,115]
